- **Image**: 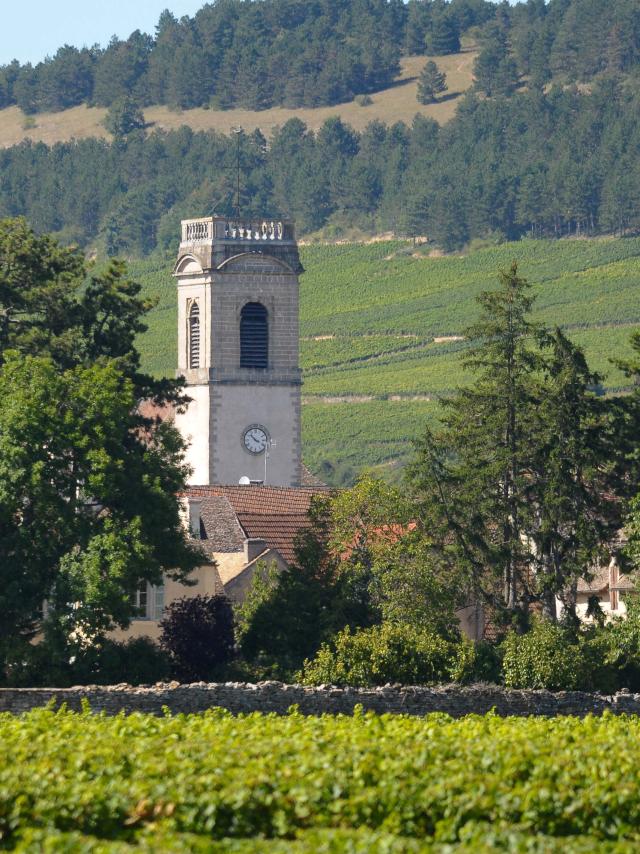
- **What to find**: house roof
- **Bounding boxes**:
[577,566,611,595]
[238,512,313,564]
[187,484,327,566]
[187,484,324,515]
[577,565,638,594]
[197,495,246,556]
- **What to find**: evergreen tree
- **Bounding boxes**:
[410,265,626,629]
[474,23,520,96]
[103,97,145,140]
[13,65,39,114]
[417,60,448,104]
[145,10,182,105]
[36,46,94,112]
[405,0,433,55]
[92,32,153,107]
[427,14,461,56]
[410,264,543,629]
[529,330,624,621]
[0,60,20,109]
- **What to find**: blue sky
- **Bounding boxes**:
[1,0,521,67]
[0,1,206,66]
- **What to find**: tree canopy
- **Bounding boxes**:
[3,74,640,254]
[0,219,201,669]
[409,264,627,630]
[1,0,639,116]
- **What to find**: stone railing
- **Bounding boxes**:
[182,218,213,243]
[181,218,288,244]
[2,682,640,717]
[222,220,285,241]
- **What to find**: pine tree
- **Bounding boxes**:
[417,60,448,104]
[410,264,544,629]
[474,23,520,97]
[426,15,461,56]
[410,265,626,629]
[529,330,624,622]
[103,97,145,140]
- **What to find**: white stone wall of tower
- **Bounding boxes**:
[173,219,302,487]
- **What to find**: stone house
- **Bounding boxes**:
[116,482,325,641]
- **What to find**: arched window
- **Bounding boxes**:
[240,302,268,369]
[188,302,200,369]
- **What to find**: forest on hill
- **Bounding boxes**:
[1,0,639,253]
[2,78,639,254]
[1,0,638,114]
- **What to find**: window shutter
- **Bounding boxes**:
[240,302,268,369]
[189,302,200,369]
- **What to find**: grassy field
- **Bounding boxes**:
[3,707,640,851]
[131,237,640,483]
[0,52,476,150]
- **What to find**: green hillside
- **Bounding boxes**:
[132,237,640,484]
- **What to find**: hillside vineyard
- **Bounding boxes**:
[132,238,640,484]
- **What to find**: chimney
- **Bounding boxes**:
[244,538,267,563]
[181,497,202,539]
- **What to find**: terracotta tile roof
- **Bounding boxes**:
[186,485,328,566]
[238,512,313,564]
[187,485,324,515]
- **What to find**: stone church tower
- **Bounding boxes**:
[174,217,303,486]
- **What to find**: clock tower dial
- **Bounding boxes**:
[243,425,269,455]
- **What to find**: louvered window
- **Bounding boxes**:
[240,302,268,369]
[131,582,165,620]
[189,302,200,369]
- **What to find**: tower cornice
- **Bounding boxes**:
[175,216,303,275]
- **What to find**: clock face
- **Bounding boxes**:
[243,425,269,454]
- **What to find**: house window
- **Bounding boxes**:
[240,302,268,369]
[132,582,165,620]
[188,302,200,369]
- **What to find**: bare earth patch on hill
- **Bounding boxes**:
[0,52,477,150]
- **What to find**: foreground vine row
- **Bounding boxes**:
[2,707,640,851]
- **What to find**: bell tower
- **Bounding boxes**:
[174,216,303,486]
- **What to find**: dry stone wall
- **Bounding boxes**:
[2,682,640,717]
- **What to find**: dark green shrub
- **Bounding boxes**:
[3,636,169,687]
[597,599,640,691]
[298,622,455,687]
[85,637,170,685]
[577,628,620,694]
[451,639,503,685]
[160,594,235,682]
